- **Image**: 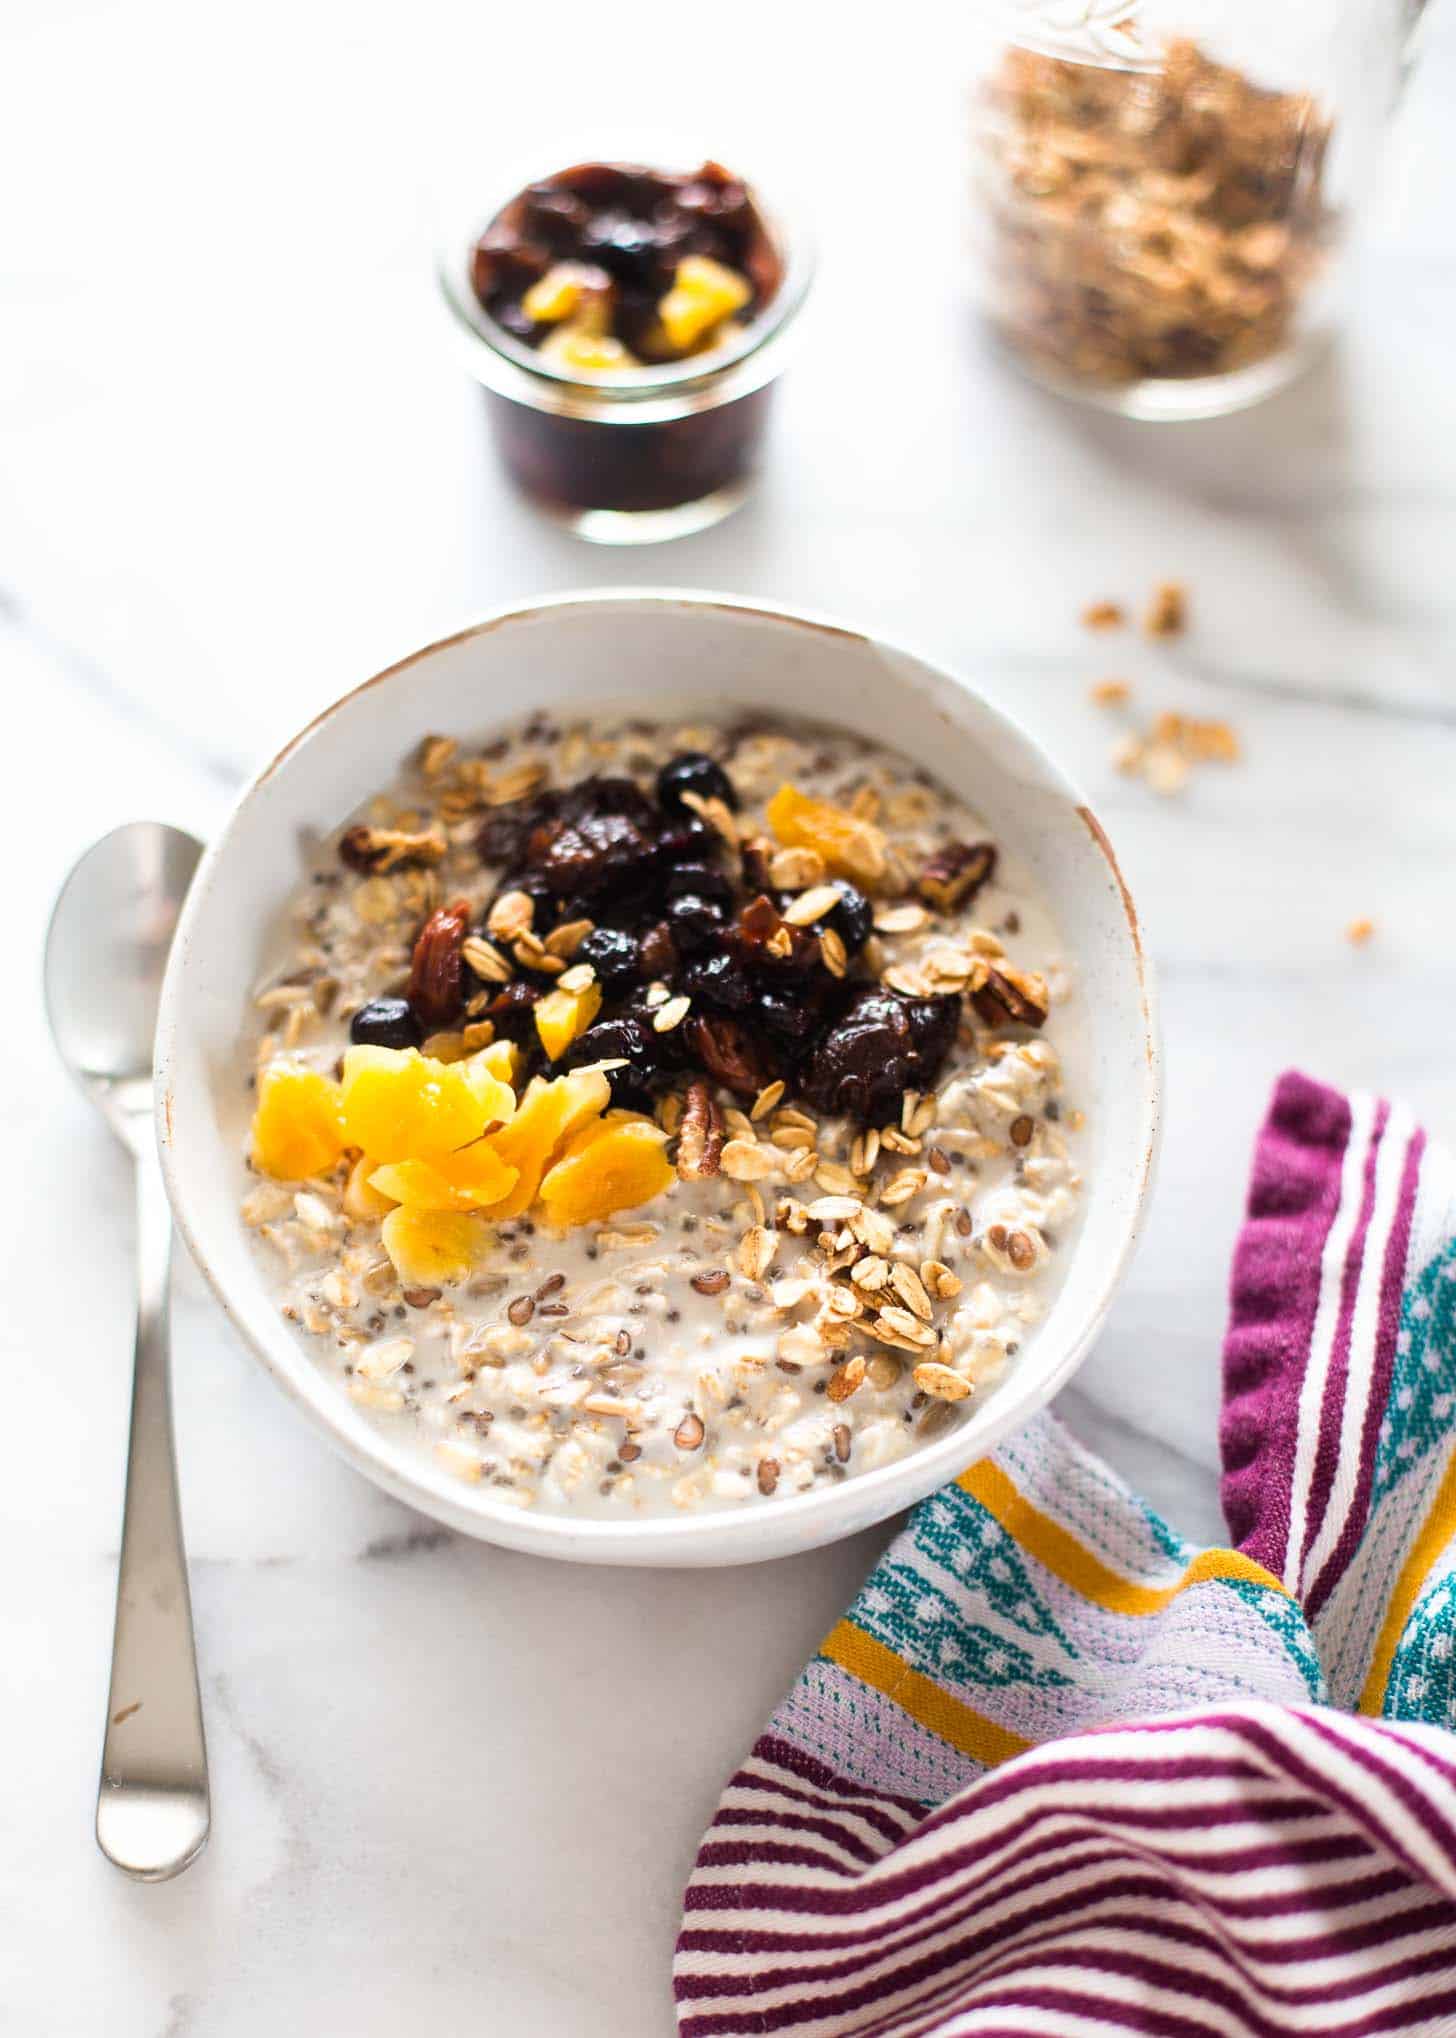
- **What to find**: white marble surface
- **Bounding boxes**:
[6,2,1456,2029]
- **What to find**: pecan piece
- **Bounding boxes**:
[677,1078,725,1181]
[917,841,997,914]
[685,1014,769,1098]
[971,963,1048,1029]
[408,898,471,1028]
[339,823,448,874]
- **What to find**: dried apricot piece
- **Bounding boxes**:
[538,1112,673,1229]
[766,783,887,889]
[380,1207,488,1287]
[534,980,603,1061]
[485,1068,612,1219]
[658,255,752,352]
[473,1039,522,1088]
[344,1153,396,1221]
[251,1063,347,1181]
[369,1144,518,1214]
[340,1046,511,1163]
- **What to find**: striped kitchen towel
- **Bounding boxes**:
[675,1073,1456,2034]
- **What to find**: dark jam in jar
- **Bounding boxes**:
[464,161,790,533]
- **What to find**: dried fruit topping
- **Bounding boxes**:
[538,1112,673,1229]
[766,783,888,889]
[917,841,997,914]
[340,1045,516,1164]
[477,801,545,869]
[659,255,753,351]
[381,1208,488,1288]
[678,951,753,1012]
[486,1068,613,1219]
[408,899,471,1029]
[801,988,961,1124]
[827,879,874,955]
[971,965,1049,1030]
[565,1014,663,1106]
[735,893,818,972]
[339,824,447,874]
[251,1064,347,1181]
[684,1012,771,1097]
[534,808,659,902]
[534,979,604,1060]
[575,925,642,992]
[471,161,781,372]
[676,1078,725,1180]
[481,979,542,1043]
[666,890,727,957]
[638,919,678,979]
[349,997,424,1052]
[657,751,738,816]
[664,861,734,906]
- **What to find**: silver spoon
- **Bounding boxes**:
[45,822,209,1880]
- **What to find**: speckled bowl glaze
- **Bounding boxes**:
[155,593,1161,1566]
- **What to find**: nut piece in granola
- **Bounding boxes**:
[917,842,998,914]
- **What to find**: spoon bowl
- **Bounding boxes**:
[46,824,203,1148]
[45,820,210,1880]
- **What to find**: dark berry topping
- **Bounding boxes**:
[657,816,716,863]
[679,952,753,1012]
[656,751,738,816]
[349,997,423,1051]
[638,919,678,979]
[534,809,659,901]
[664,860,734,907]
[665,891,726,957]
[754,986,822,1045]
[827,879,874,955]
[801,988,961,1124]
[565,1015,662,1107]
[575,926,642,993]
[470,160,783,364]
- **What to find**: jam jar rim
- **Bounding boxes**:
[437,149,815,424]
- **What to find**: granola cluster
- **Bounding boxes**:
[241,716,1083,1516]
[977,39,1333,388]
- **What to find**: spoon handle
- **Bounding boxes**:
[96,1147,210,1880]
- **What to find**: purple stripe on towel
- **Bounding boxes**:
[1307,1122,1426,1623]
[1298,1099,1389,1591]
[1221,1072,1353,1572]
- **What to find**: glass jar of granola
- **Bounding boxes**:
[968,0,1426,418]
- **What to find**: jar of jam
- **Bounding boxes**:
[439,155,813,542]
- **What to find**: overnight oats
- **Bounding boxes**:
[241,714,1083,1517]
[441,158,812,540]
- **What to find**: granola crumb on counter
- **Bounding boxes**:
[1346,918,1375,946]
[1089,679,1131,709]
[1144,582,1188,641]
[1081,600,1125,632]
[240,712,1085,1518]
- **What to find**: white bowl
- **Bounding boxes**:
[156,593,1160,1566]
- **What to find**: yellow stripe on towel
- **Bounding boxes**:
[1358,1448,1456,1716]
[822,1622,1030,1769]
[959,1460,1289,1615]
